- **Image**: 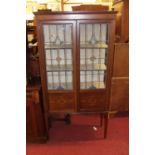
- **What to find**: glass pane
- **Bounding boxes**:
[80,23,108,89]
[80,23,108,48]
[66,71,72,89]
[43,23,73,90]
[43,24,72,48]
[46,71,73,90]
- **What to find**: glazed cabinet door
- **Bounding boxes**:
[77,20,114,112]
[40,21,77,112]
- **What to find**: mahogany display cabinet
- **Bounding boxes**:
[34,11,117,137]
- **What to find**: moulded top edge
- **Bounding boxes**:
[34,11,117,16]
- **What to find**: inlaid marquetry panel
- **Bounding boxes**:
[79,91,107,112]
[48,93,75,111]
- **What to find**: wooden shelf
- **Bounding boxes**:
[48,82,72,90]
[46,65,72,71]
[80,64,107,71]
[80,81,105,89]
[44,43,72,49]
[80,42,108,49]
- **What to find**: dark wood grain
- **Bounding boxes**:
[48,92,75,112]
[79,91,107,112]
[110,77,129,111]
[26,86,47,142]
[72,5,109,11]
[113,43,129,77]
[113,0,129,42]
[109,42,129,112]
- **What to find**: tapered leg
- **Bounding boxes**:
[65,114,71,124]
[48,114,52,128]
[100,113,103,127]
[104,113,109,139]
[42,113,50,140]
